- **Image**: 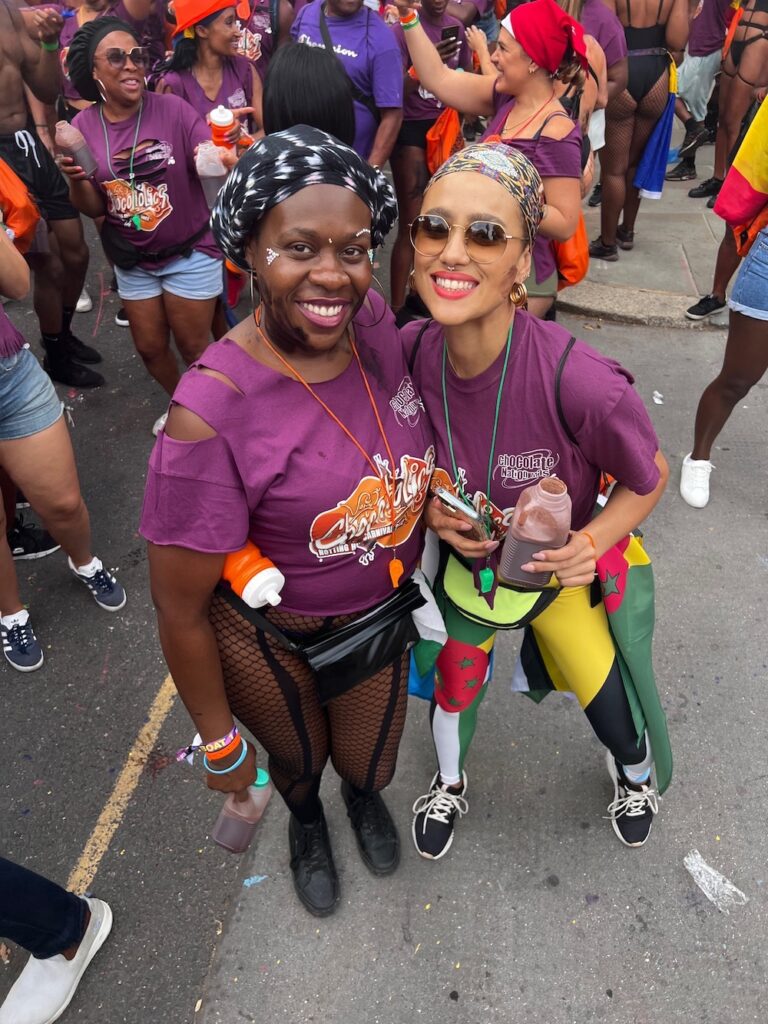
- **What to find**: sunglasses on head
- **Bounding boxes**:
[409,214,526,264]
[98,46,150,69]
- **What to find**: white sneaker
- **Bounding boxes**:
[0,897,112,1024]
[152,411,168,436]
[75,288,92,314]
[680,453,713,508]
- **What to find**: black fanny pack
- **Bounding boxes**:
[216,578,426,705]
[100,221,208,270]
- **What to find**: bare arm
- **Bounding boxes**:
[277,0,294,47]
[17,5,63,106]
[59,156,107,218]
[396,17,497,116]
[589,37,609,113]
[665,0,690,54]
[24,86,56,155]
[249,63,264,133]
[465,25,495,76]
[0,228,31,300]
[367,107,403,168]
[539,175,582,241]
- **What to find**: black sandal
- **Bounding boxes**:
[589,236,619,262]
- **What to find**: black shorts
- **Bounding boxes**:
[0,124,79,221]
[396,117,437,150]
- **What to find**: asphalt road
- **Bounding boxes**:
[2,247,767,1024]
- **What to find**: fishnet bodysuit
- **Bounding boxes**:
[209,589,409,823]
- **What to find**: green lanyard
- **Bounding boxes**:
[441,322,514,593]
[99,99,145,230]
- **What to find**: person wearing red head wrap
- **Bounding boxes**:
[393,0,586,318]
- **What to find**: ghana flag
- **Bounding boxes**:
[714,96,768,249]
[513,533,673,795]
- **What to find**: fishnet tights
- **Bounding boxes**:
[600,73,670,244]
[209,590,409,823]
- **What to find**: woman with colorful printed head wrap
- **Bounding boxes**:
[402,142,672,861]
[394,0,587,318]
[141,127,435,918]
[157,0,264,139]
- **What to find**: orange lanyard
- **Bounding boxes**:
[502,89,557,140]
[253,309,405,588]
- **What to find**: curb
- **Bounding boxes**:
[557,281,729,330]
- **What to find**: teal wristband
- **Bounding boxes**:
[203,739,248,775]
[40,39,60,52]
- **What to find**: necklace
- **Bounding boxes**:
[441,322,514,594]
[253,309,405,589]
[99,98,145,230]
[501,89,556,139]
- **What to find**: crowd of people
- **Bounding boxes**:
[1,0,766,1018]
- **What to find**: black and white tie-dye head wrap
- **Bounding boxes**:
[210,125,398,271]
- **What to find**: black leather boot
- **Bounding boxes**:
[341,782,400,876]
[288,806,339,917]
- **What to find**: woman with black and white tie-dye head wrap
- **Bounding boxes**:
[143,124,435,918]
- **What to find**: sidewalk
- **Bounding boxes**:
[559,128,730,329]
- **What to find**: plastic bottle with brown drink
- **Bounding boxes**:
[497,477,572,589]
[211,769,273,853]
[54,121,98,178]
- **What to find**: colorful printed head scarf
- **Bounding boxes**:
[428,142,545,247]
[502,0,589,74]
[211,125,398,271]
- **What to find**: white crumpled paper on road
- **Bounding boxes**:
[684,849,749,914]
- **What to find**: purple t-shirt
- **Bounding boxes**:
[60,1,167,103]
[580,0,628,68]
[291,5,403,158]
[0,304,25,359]
[159,56,253,123]
[140,291,436,616]
[73,92,220,268]
[483,90,582,284]
[392,14,471,122]
[240,1,283,81]
[688,0,730,57]
[403,311,660,535]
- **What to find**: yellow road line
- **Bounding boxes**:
[67,674,177,895]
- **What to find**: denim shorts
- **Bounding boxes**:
[729,227,768,321]
[115,249,224,302]
[0,346,63,441]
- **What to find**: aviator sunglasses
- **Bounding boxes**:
[409,214,526,264]
[96,46,150,69]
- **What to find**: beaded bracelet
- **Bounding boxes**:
[400,11,420,29]
[40,39,60,51]
[203,738,248,775]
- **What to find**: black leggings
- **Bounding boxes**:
[583,658,647,765]
[209,591,409,823]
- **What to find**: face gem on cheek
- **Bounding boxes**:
[265,247,279,266]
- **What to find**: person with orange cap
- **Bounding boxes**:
[157,0,263,140]
[394,0,588,320]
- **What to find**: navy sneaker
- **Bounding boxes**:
[69,557,126,611]
[1,611,44,672]
[7,515,60,560]
[605,750,659,847]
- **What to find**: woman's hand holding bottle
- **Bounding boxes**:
[424,496,499,561]
[204,737,258,795]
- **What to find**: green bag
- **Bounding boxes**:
[442,552,557,630]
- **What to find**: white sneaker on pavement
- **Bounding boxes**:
[75,288,92,314]
[680,453,713,508]
[0,897,112,1024]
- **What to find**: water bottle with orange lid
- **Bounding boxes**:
[222,541,285,608]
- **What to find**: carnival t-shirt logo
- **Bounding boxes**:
[389,376,424,427]
[102,178,173,232]
[309,447,435,563]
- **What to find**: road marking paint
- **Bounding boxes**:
[67,674,177,895]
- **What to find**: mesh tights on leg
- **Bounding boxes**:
[209,591,409,824]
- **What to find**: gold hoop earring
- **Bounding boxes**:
[510,281,528,308]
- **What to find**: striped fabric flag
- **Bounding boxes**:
[714,97,768,229]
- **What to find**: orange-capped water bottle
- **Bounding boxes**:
[498,477,572,589]
[222,541,285,608]
[209,104,236,148]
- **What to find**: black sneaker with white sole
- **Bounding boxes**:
[1,611,44,672]
[605,750,658,847]
[411,771,468,860]
[115,308,129,328]
[685,293,726,320]
[69,557,126,611]
[7,515,60,560]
